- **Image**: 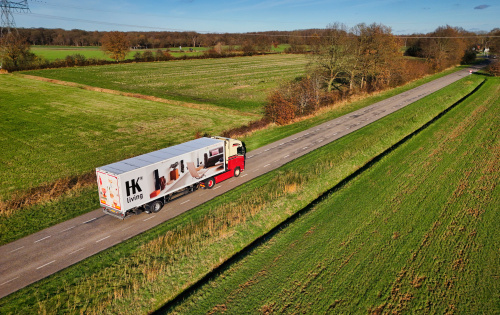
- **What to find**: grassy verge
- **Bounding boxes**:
[164,76,499,314]
[20,54,309,114]
[0,73,486,313]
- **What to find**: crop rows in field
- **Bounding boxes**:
[165,77,500,314]
[0,74,489,314]
[0,74,255,202]
[22,54,309,114]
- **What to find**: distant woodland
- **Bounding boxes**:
[14,26,500,53]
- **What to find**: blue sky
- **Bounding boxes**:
[14,0,498,34]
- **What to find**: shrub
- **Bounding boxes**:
[461,49,477,65]
[221,118,271,138]
[133,52,143,61]
[486,61,500,76]
[241,43,256,56]
[142,51,154,62]
[264,75,337,125]
[265,88,296,125]
[285,44,307,54]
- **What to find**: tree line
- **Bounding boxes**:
[16,28,291,49]
[264,24,499,126]
[13,26,499,53]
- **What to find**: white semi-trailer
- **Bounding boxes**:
[96,136,246,219]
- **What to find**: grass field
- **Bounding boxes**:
[31,45,290,62]
[0,74,256,203]
[31,46,209,61]
[164,76,500,314]
[21,54,309,114]
[31,45,114,61]
[0,74,489,314]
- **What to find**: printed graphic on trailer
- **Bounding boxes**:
[97,172,121,210]
[117,143,226,210]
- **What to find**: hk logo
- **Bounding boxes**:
[125,178,142,196]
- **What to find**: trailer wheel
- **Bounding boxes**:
[150,200,163,213]
[205,177,215,189]
[233,167,241,177]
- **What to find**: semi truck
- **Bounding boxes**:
[96,136,246,219]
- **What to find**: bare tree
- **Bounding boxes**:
[311,23,351,92]
[419,25,467,70]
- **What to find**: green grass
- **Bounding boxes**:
[31,45,112,61]
[0,73,488,314]
[31,45,209,61]
[0,74,255,202]
[21,54,309,114]
[0,66,464,245]
[165,76,499,314]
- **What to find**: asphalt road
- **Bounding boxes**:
[0,65,483,299]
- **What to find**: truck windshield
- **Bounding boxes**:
[237,143,246,156]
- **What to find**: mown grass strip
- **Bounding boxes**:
[163,76,499,314]
[0,73,485,314]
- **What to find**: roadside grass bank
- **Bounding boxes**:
[163,76,499,314]
[0,74,486,313]
[0,66,465,245]
[20,54,309,114]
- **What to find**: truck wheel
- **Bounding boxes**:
[150,200,163,213]
[205,177,215,189]
[233,167,241,177]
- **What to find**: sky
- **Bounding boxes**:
[11,0,499,35]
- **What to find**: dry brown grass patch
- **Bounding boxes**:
[0,172,96,217]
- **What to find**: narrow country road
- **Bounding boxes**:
[0,65,483,299]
